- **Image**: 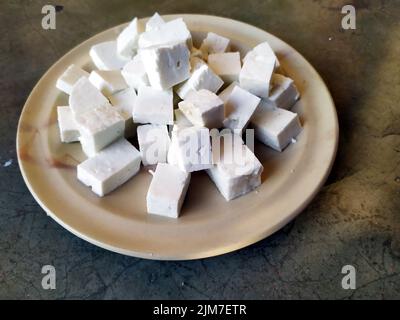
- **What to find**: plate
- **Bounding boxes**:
[17,14,338,260]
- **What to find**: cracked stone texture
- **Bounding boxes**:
[1,0,399,300]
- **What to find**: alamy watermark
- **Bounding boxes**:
[341,5,356,30]
[341,265,356,290]
[41,265,56,290]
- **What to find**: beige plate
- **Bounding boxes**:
[17,14,338,260]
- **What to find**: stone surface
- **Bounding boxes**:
[0,0,399,299]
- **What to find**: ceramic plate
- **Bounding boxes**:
[17,14,338,260]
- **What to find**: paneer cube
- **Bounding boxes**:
[133,86,173,125]
[77,138,141,197]
[239,53,275,99]
[121,54,149,89]
[175,63,224,100]
[117,17,143,59]
[109,88,137,138]
[264,74,300,110]
[88,70,128,96]
[56,64,89,95]
[244,41,280,69]
[138,18,192,49]
[251,101,302,151]
[75,105,125,157]
[200,32,230,59]
[223,85,261,133]
[170,126,212,172]
[218,81,239,103]
[173,109,193,131]
[145,12,165,31]
[69,77,111,114]
[207,52,241,83]
[207,132,263,201]
[137,124,171,166]
[89,41,128,70]
[146,163,191,218]
[57,106,80,143]
[140,41,190,90]
[178,89,224,129]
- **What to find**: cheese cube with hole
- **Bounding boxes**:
[117,18,143,59]
[75,106,125,157]
[140,41,190,90]
[56,65,89,95]
[57,106,80,143]
[88,70,128,96]
[137,124,171,166]
[239,53,275,99]
[207,132,263,201]
[146,12,165,31]
[69,77,111,114]
[244,41,280,69]
[171,126,212,172]
[138,18,192,49]
[147,163,191,218]
[121,54,149,89]
[77,138,141,197]
[251,102,302,151]
[207,52,241,83]
[200,32,230,60]
[175,63,224,100]
[133,86,173,125]
[109,88,137,138]
[223,85,261,133]
[264,74,300,110]
[218,81,239,103]
[178,89,224,129]
[89,41,128,70]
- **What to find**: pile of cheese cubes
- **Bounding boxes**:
[56,13,302,219]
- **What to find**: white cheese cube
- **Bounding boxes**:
[138,18,192,49]
[175,63,224,100]
[121,54,149,89]
[171,126,212,172]
[264,74,300,110]
[178,90,224,129]
[137,124,171,166]
[56,65,89,95]
[174,109,193,131]
[88,70,128,96]
[200,32,230,59]
[77,138,141,197]
[75,106,125,157]
[69,77,111,114]
[146,12,165,31]
[244,41,280,69]
[207,52,241,83]
[140,41,190,90]
[223,85,261,133]
[89,41,128,70]
[133,86,173,125]
[109,88,137,138]
[117,18,143,59]
[218,81,239,103]
[251,102,302,151]
[207,133,263,201]
[146,163,191,218]
[57,106,80,143]
[239,53,275,99]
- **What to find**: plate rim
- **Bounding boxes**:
[16,14,339,260]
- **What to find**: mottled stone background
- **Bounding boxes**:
[0,0,399,299]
